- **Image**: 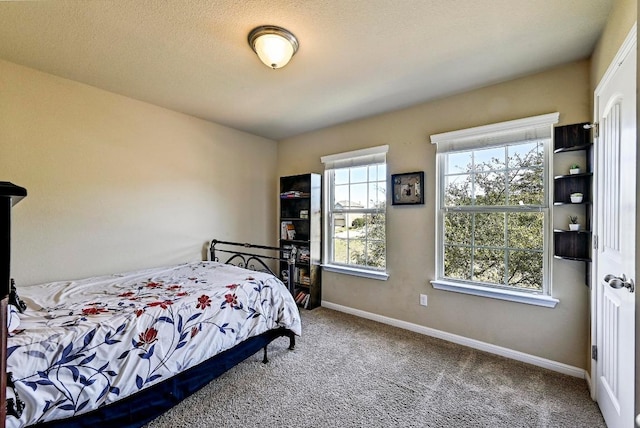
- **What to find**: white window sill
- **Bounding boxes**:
[430,279,559,308]
[322,264,389,281]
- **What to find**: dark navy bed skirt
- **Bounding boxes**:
[33,328,293,428]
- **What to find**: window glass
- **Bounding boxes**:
[474,171,506,205]
[439,139,547,292]
[475,147,506,171]
[444,174,472,206]
[334,169,349,185]
[325,160,387,272]
[447,152,473,174]
[507,212,544,250]
[350,167,368,184]
[444,246,472,281]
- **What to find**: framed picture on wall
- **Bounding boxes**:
[391,171,425,205]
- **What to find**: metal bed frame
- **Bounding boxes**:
[209,238,297,295]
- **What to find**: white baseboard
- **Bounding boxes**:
[322,301,588,380]
[585,370,594,399]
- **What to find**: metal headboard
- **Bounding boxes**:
[209,239,296,294]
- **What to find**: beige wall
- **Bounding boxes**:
[278,60,592,368]
[591,0,637,90]
[0,59,278,286]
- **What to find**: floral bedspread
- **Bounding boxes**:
[6,262,301,428]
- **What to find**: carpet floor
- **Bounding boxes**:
[145,307,605,428]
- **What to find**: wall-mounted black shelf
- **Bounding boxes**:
[554,172,593,178]
[554,255,592,262]
[553,229,591,261]
[553,228,592,234]
[553,123,593,285]
[553,144,592,154]
[553,202,592,206]
[553,174,592,205]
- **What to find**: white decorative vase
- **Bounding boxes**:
[570,193,583,203]
[569,224,580,231]
[569,168,580,175]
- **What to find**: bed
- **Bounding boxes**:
[5,240,300,428]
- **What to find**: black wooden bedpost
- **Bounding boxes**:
[0,196,9,428]
[0,182,27,428]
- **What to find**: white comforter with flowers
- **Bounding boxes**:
[6,262,301,428]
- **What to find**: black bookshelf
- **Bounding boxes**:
[279,174,321,309]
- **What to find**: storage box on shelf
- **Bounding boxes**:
[553,123,592,284]
[279,173,321,309]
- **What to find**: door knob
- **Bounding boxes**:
[604,273,635,293]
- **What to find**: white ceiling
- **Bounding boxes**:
[0,0,612,140]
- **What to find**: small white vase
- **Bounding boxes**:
[569,168,580,175]
[570,194,583,203]
[569,224,580,231]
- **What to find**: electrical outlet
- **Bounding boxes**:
[419,294,428,306]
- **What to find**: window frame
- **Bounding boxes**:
[321,145,389,280]
[430,113,560,308]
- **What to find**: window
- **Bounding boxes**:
[430,113,559,307]
[321,145,389,280]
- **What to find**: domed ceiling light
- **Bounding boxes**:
[248,25,299,69]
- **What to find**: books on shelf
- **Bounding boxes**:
[281,244,293,260]
[293,291,311,308]
[280,221,296,240]
[297,247,310,263]
[293,267,310,285]
[280,191,311,198]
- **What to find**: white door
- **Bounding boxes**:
[594,27,636,428]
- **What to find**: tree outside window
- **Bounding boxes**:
[441,141,546,292]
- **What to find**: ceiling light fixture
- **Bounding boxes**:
[248,25,299,69]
